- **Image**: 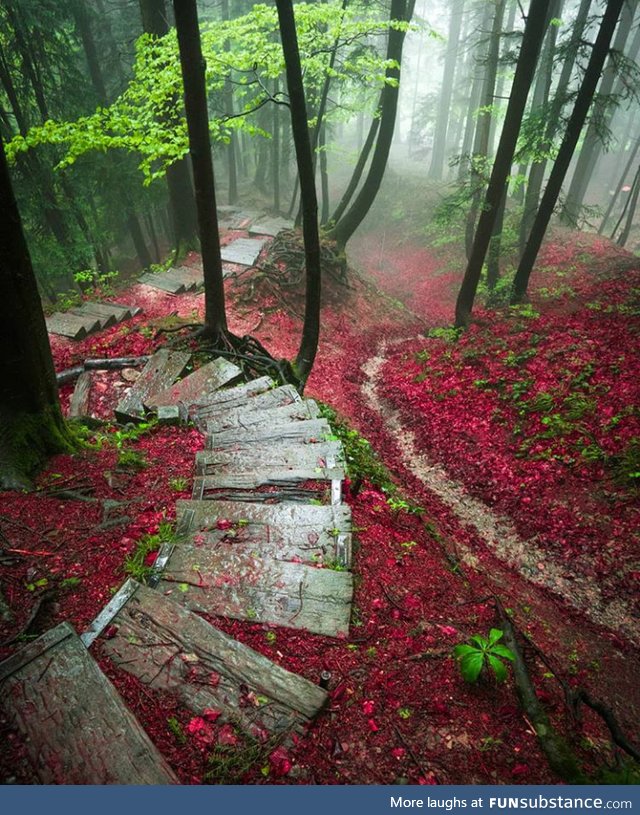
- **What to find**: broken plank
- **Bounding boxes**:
[195,384,301,426]
[145,357,242,410]
[0,622,177,784]
[159,546,352,637]
[170,265,203,287]
[69,302,117,329]
[220,237,268,266]
[46,313,100,340]
[115,349,190,422]
[248,217,293,237]
[206,418,332,450]
[196,441,343,474]
[190,376,274,414]
[138,272,187,294]
[103,583,328,736]
[192,485,331,504]
[205,399,320,433]
[68,370,92,418]
[176,499,352,567]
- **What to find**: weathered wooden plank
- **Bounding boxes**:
[206,418,332,450]
[0,622,177,784]
[95,301,143,320]
[195,383,301,425]
[102,584,327,737]
[69,302,117,328]
[115,349,190,422]
[190,376,274,415]
[138,271,186,293]
[192,485,331,504]
[168,265,203,288]
[205,399,320,433]
[220,237,268,266]
[68,370,92,418]
[46,313,100,340]
[160,545,352,637]
[248,217,293,237]
[197,441,343,474]
[192,463,344,492]
[145,358,242,409]
[175,499,352,567]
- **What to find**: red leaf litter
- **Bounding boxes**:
[1,228,639,785]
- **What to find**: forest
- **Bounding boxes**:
[0,0,639,787]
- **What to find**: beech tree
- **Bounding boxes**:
[0,132,73,490]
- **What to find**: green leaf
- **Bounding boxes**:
[453,643,477,659]
[459,651,484,682]
[491,644,515,661]
[488,655,508,682]
[488,628,504,646]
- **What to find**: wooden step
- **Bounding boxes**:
[68,370,92,418]
[206,418,332,450]
[115,349,190,422]
[192,462,344,499]
[69,303,117,329]
[248,217,293,238]
[138,270,197,294]
[205,399,320,433]
[195,383,301,426]
[46,313,101,340]
[175,499,352,567]
[196,441,343,474]
[190,486,334,504]
[190,376,276,416]
[220,237,268,266]
[158,544,352,637]
[100,583,328,737]
[95,301,143,321]
[144,358,242,411]
[0,622,177,784]
[168,265,204,289]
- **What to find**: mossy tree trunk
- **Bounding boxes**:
[0,134,74,491]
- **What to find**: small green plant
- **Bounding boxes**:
[453,628,515,683]
[427,326,462,343]
[60,576,82,591]
[117,449,148,470]
[124,521,175,583]
[265,631,277,645]
[168,476,189,492]
[167,716,186,744]
[397,707,412,719]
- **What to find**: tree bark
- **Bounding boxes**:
[613,161,640,246]
[173,0,227,335]
[599,136,640,234]
[511,0,626,303]
[455,0,552,327]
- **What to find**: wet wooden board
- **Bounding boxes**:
[190,376,275,416]
[192,486,332,504]
[46,313,100,340]
[220,237,268,266]
[248,217,293,238]
[102,583,327,736]
[145,358,242,409]
[0,622,177,784]
[69,303,117,329]
[115,349,190,422]
[196,441,343,474]
[192,463,344,493]
[95,301,143,321]
[206,418,332,450]
[159,545,352,637]
[205,399,320,433]
[169,265,204,288]
[176,499,352,567]
[68,370,92,418]
[196,383,301,425]
[138,270,197,293]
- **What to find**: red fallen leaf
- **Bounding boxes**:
[216,519,233,530]
[391,747,406,759]
[144,551,158,567]
[209,671,221,687]
[512,764,529,777]
[217,723,239,746]
[103,625,118,639]
[269,746,292,777]
[418,774,438,785]
[367,718,379,732]
[186,717,215,746]
[331,683,348,702]
[362,699,375,715]
[371,597,385,609]
[437,624,457,637]
[202,708,221,723]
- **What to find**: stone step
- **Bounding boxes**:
[99,582,328,737]
[205,399,320,433]
[158,544,352,637]
[46,312,101,340]
[115,349,190,422]
[175,499,352,568]
[206,418,332,450]
[0,622,177,784]
[144,357,242,412]
[196,441,343,475]
[220,237,268,266]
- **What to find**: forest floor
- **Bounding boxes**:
[0,184,639,785]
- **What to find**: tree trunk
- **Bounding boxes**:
[328,0,416,249]
[319,124,330,225]
[220,0,238,206]
[272,79,281,212]
[275,0,321,385]
[599,136,640,234]
[0,133,74,490]
[429,0,464,180]
[613,161,640,246]
[173,0,227,335]
[511,0,626,303]
[329,113,380,226]
[455,0,552,327]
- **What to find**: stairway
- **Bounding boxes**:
[0,353,353,784]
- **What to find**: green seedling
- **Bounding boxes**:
[453,628,515,683]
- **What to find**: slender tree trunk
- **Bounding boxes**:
[272,80,281,212]
[329,113,380,226]
[275,0,321,385]
[455,0,552,327]
[599,137,640,234]
[511,0,626,303]
[429,0,464,180]
[613,161,640,245]
[319,124,330,225]
[173,0,227,335]
[328,0,416,249]
[220,0,238,205]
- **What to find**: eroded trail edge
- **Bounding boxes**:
[362,338,639,646]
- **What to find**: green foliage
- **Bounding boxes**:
[168,476,189,492]
[453,629,515,683]
[206,732,281,784]
[426,326,462,343]
[167,717,187,744]
[116,449,148,470]
[123,521,175,583]
[610,438,640,487]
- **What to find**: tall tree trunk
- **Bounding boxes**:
[319,124,330,225]
[429,0,464,180]
[329,113,380,226]
[220,0,238,205]
[613,161,640,245]
[512,0,626,302]
[272,79,281,212]
[328,0,416,249]
[0,133,74,490]
[173,0,227,335]
[455,0,552,327]
[275,0,321,385]
[599,136,640,234]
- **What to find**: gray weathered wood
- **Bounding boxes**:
[159,545,352,637]
[192,485,332,503]
[69,303,117,329]
[81,578,140,647]
[196,441,343,474]
[68,370,92,418]
[95,301,143,320]
[190,376,275,416]
[0,622,177,784]
[138,270,197,293]
[220,237,268,266]
[206,418,332,450]
[46,313,100,340]
[248,217,293,237]
[196,384,301,426]
[169,265,204,288]
[115,349,190,422]
[102,584,327,736]
[175,499,352,567]
[145,357,242,409]
[205,399,319,433]
[192,462,344,493]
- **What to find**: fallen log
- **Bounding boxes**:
[56,356,150,385]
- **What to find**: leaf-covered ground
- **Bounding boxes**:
[0,223,638,785]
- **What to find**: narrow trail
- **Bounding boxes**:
[361,337,639,647]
